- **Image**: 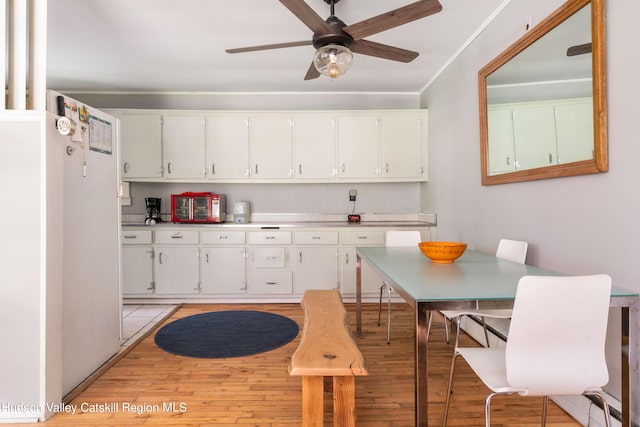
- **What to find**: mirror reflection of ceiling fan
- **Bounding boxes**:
[566,42,592,56]
[226,0,443,80]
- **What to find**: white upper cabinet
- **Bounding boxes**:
[338,115,380,179]
[119,114,163,179]
[487,107,517,175]
[113,109,427,183]
[380,112,425,179]
[205,115,250,180]
[162,115,206,179]
[249,115,293,179]
[293,115,337,180]
[512,105,558,170]
[555,99,594,164]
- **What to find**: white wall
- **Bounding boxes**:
[123,182,422,219]
[421,0,639,407]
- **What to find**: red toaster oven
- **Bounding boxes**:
[171,192,227,223]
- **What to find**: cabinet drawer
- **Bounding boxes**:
[340,231,385,245]
[201,230,245,245]
[155,230,199,244]
[247,231,292,245]
[121,230,152,245]
[248,271,293,294]
[253,247,287,268]
[294,231,339,245]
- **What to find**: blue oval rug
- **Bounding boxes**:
[154,310,299,358]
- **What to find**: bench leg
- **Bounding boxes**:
[301,376,323,427]
[333,376,356,427]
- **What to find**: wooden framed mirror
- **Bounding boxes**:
[479,0,607,185]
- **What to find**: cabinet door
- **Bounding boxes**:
[249,116,293,179]
[119,114,163,178]
[295,247,339,293]
[122,246,154,295]
[340,247,385,296]
[162,115,206,179]
[154,246,200,294]
[201,247,247,295]
[293,115,337,179]
[205,116,250,179]
[338,115,379,179]
[555,100,594,164]
[512,106,558,170]
[380,114,423,179]
[487,108,516,175]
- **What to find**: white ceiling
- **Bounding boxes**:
[46,0,505,94]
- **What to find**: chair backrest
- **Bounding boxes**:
[505,274,611,396]
[385,230,422,247]
[495,239,528,264]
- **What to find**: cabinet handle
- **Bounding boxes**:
[205,253,209,263]
[123,235,137,239]
[211,163,215,175]
[255,164,259,175]
[265,282,278,285]
[549,153,553,164]
[266,255,277,260]
[123,162,129,174]
[312,236,321,240]
[358,236,368,240]
[195,282,201,291]
[147,282,155,291]
[506,156,511,165]
[299,252,303,263]
[218,235,229,240]
[345,253,349,264]
[158,252,164,264]
[167,162,172,174]
[171,234,183,239]
[265,236,276,240]
[298,164,302,175]
[386,162,389,173]
[342,163,346,173]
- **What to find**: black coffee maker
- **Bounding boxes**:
[145,198,162,224]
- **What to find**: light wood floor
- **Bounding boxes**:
[36,303,579,427]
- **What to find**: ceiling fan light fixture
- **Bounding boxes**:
[313,44,353,79]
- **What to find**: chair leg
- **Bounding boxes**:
[377,282,386,326]
[484,392,499,427]
[386,285,392,344]
[426,311,434,341]
[444,314,450,343]
[541,395,548,426]
[585,392,612,427]
[454,316,463,348]
[481,316,490,347]
[442,351,461,427]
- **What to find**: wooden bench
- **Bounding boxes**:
[289,289,369,427]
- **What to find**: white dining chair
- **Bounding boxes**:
[377,230,422,344]
[439,239,528,347]
[442,274,613,427]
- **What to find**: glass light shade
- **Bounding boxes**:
[313,44,353,79]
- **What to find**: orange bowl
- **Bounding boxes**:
[418,242,467,263]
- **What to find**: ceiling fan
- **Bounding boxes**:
[226,0,443,80]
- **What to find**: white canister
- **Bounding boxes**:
[233,201,251,223]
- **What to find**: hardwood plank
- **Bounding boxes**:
[36,302,579,427]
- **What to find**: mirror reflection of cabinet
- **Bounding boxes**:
[479,0,607,185]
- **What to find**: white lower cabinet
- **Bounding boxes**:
[122,230,154,295]
[122,246,154,294]
[294,230,340,293]
[121,225,432,300]
[201,247,247,295]
[339,231,386,296]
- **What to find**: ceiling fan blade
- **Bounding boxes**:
[278,0,336,35]
[351,40,419,63]
[226,40,311,54]
[566,43,592,56]
[304,62,321,80]
[343,0,443,41]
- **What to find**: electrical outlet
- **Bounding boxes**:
[349,189,357,201]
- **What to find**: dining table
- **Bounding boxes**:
[355,246,639,427]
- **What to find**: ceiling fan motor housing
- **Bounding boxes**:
[312,15,354,49]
